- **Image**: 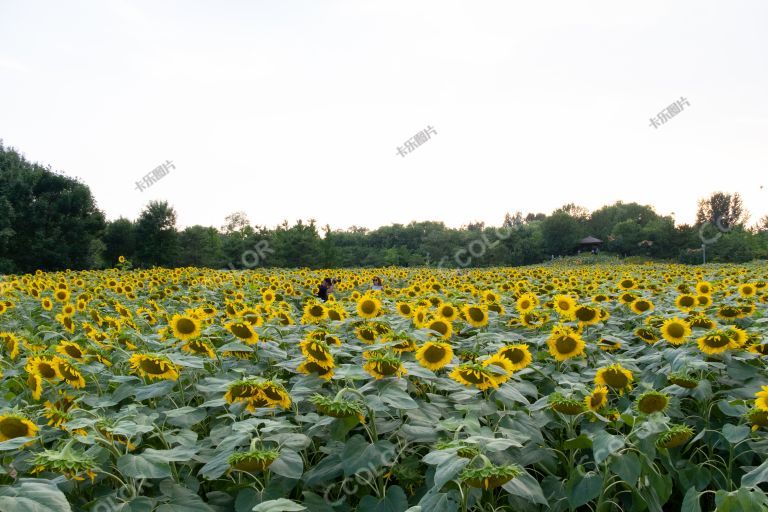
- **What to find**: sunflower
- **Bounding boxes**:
[128,353,179,381]
[552,295,577,320]
[170,314,202,341]
[660,317,691,345]
[415,341,453,371]
[296,360,335,380]
[228,448,280,473]
[520,310,549,328]
[326,305,346,321]
[496,344,532,371]
[634,327,659,344]
[449,362,499,391]
[597,337,622,352]
[54,289,71,303]
[0,332,21,360]
[224,379,269,410]
[636,390,669,414]
[363,354,406,379]
[357,296,382,319]
[260,381,292,409]
[573,304,600,326]
[226,321,259,345]
[481,354,513,385]
[755,386,768,412]
[696,294,713,308]
[303,301,328,323]
[546,327,586,361]
[310,394,365,423]
[56,360,86,388]
[595,363,633,394]
[675,294,697,311]
[28,373,43,400]
[697,329,734,355]
[549,393,585,415]
[629,299,654,314]
[56,340,86,361]
[738,283,757,297]
[667,372,698,389]
[657,424,694,449]
[43,394,77,428]
[181,339,215,359]
[584,386,609,412]
[463,305,489,328]
[396,302,414,317]
[300,339,334,367]
[617,278,637,290]
[355,324,379,344]
[726,327,749,348]
[437,303,459,321]
[425,318,453,341]
[0,413,38,442]
[516,293,538,313]
[26,356,63,381]
[460,464,522,490]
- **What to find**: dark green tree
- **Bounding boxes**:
[134,201,179,267]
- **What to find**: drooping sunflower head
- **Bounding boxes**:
[0,332,21,360]
[181,339,216,359]
[747,408,768,431]
[460,464,522,490]
[449,362,498,391]
[363,354,406,380]
[26,356,63,381]
[228,448,280,473]
[310,394,365,422]
[549,393,586,415]
[656,424,694,449]
[636,390,669,414]
[297,359,335,380]
[520,310,549,328]
[226,321,259,345]
[595,363,633,394]
[415,341,454,371]
[30,442,98,482]
[634,327,659,344]
[300,338,333,366]
[754,385,768,412]
[170,314,202,341]
[260,380,292,409]
[667,371,699,389]
[128,353,179,381]
[56,341,86,360]
[57,359,86,388]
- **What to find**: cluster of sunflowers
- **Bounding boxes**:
[0,261,767,509]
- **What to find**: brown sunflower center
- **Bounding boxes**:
[555,336,577,354]
[0,418,30,439]
[175,318,197,335]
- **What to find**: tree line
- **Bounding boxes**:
[1,142,767,273]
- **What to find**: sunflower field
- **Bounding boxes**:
[1,262,768,511]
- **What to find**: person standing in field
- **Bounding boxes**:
[317,278,333,302]
[371,276,383,291]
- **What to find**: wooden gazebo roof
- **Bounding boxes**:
[579,236,603,245]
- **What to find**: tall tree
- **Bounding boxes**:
[696,192,748,229]
[134,201,178,267]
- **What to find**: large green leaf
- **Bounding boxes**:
[0,479,72,512]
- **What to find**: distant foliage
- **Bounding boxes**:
[2,142,767,272]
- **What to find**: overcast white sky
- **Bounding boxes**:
[1,0,766,230]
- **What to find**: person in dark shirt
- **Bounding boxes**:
[317,277,333,301]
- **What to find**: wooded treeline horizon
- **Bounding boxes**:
[2,142,768,274]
